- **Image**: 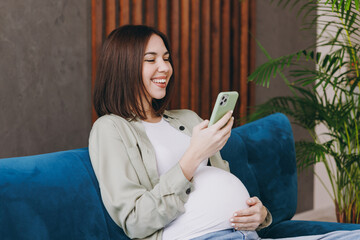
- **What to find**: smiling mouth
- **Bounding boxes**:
[151,78,167,88]
[151,79,166,84]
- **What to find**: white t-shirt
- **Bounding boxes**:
[142,118,250,240]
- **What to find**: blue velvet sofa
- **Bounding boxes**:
[1,113,359,240]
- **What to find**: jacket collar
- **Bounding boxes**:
[163,110,177,120]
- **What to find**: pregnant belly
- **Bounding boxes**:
[163,166,250,240]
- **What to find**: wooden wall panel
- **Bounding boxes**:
[200,0,211,119]
[221,0,231,91]
[211,0,221,106]
[240,0,250,122]
[157,0,167,33]
[169,0,180,109]
[132,0,143,24]
[145,0,156,26]
[248,0,256,109]
[190,0,200,110]
[91,0,104,122]
[119,0,130,25]
[91,0,256,125]
[105,0,116,35]
[180,0,190,109]
[232,0,240,101]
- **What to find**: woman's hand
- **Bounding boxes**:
[229,197,267,231]
[179,111,234,180]
[190,110,234,161]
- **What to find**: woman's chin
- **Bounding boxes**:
[152,93,166,100]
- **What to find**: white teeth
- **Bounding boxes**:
[152,79,166,83]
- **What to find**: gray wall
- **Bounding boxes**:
[255,1,316,212]
[0,0,92,158]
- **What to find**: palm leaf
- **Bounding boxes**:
[295,141,327,171]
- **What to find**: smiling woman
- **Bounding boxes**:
[89,25,271,240]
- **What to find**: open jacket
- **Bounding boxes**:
[88,109,272,240]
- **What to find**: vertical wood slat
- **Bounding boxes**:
[221,0,231,91]
[232,0,241,119]
[92,0,256,123]
[91,0,103,121]
[240,0,250,121]
[145,0,156,27]
[105,0,116,35]
[180,0,190,109]
[157,0,167,34]
[169,0,181,109]
[190,0,200,110]
[132,0,143,24]
[119,0,130,25]
[201,0,211,119]
[211,0,221,107]
[248,0,256,110]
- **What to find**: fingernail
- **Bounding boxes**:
[230,218,234,222]
[230,110,233,114]
[231,223,235,227]
[234,213,238,217]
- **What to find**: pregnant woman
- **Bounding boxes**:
[89,25,272,240]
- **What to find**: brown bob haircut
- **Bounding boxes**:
[93,25,175,120]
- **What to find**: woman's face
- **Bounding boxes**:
[142,34,173,102]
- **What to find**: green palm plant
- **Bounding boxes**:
[248,0,360,223]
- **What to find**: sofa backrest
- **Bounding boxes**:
[221,113,297,228]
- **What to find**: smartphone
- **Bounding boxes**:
[209,91,239,126]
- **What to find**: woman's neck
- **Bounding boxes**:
[144,117,162,123]
[140,97,162,123]
[143,111,162,123]
[142,105,162,123]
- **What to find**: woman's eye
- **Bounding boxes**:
[144,59,155,62]
[164,58,170,62]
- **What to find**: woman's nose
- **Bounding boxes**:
[158,60,170,73]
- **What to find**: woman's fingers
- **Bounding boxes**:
[229,197,267,231]
[189,111,233,162]
[230,215,261,231]
[194,120,209,131]
[231,222,259,231]
[220,116,234,134]
[247,197,261,206]
[213,111,233,130]
[230,209,259,230]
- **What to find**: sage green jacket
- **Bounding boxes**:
[89,109,271,240]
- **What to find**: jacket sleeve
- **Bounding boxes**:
[89,117,193,239]
[256,207,273,230]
